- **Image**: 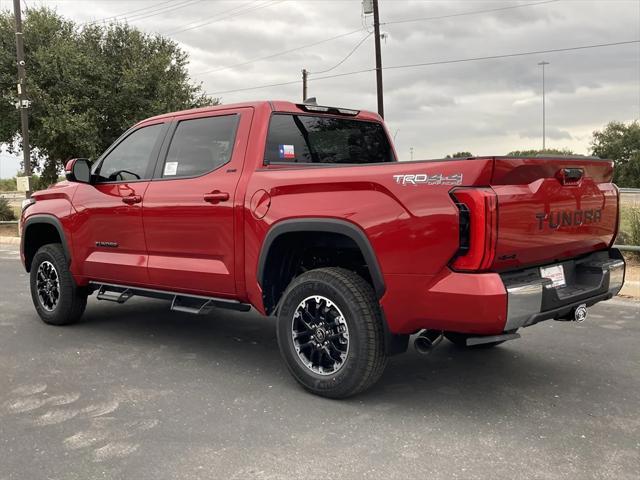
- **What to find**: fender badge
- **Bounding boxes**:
[95,241,119,248]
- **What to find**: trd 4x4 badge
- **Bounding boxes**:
[393,173,463,186]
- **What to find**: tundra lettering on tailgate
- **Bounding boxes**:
[535,208,602,230]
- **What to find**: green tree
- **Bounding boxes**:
[591,121,640,188]
[507,148,575,157]
[445,151,473,159]
[0,7,216,186]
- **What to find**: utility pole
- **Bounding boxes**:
[372,0,384,118]
[302,68,308,102]
[13,0,32,197]
[538,61,549,151]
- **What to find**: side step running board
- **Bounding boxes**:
[466,332,521,347]
[89,282,251,314]
[96,285,134,304]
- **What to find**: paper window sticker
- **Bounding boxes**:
[164,161,178,176]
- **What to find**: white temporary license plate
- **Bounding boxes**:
[540,264,566,288]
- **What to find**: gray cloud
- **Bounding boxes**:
[8,0,640,164]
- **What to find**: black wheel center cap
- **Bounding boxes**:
[314,327,326,343]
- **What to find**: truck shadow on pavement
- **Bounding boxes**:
[77,297,599,415]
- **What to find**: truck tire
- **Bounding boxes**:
[30,244,87,326]
[276,267,387,398]
[444,332,510,349]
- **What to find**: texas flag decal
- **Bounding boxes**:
[279,144,295,159]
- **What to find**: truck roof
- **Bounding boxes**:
[137,100,382,126]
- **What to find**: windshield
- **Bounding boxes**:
[264,113,396,165]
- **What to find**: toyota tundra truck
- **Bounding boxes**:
[20,100,625,398]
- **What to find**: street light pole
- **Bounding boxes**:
[538,61,549,150]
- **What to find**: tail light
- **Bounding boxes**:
[449,187,498,271]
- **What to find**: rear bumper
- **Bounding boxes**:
[380,249,625,335]
[503,249,625,330]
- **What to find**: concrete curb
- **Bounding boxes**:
[0,236,20,245]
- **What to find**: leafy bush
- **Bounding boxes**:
[0,197,15,221]
[0,174,52,192]
[445,152,473,159]
[629,207,640,261]
[507,148,575,157]
[0,178,17,192]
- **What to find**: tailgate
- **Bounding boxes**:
[489,157,618,271]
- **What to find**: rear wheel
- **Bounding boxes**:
[444,332,510,349]
[276,267,387,399]
[30,244,87,326]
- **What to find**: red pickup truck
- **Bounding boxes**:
[20,100,625,398]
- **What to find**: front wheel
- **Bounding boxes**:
[30,244,87,326]
[276,268,387,399]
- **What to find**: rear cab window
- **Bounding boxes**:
[160,114,239,178]
[264,114,396,165]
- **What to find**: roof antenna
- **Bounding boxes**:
[303,97,317,105]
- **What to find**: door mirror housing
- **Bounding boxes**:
[65,158,92,184]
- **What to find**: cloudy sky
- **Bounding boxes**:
[1,0,639,176]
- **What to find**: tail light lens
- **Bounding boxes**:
[450,187,498,271]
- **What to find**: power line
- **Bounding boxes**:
[82,0,173,25]
[119,0,206,24]
[193,0,561,77]
[382,0,560,27]
[193,28,364,76]
[309,32,372,75]
[159,0,262,35]
[82,0,187,26]
[381,40,639,73]
[163,0,283,36]
[204,39,640,96]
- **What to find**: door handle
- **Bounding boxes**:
[204,191,229,204]
[122,195,142,205]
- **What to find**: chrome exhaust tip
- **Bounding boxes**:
[414,330,443,354]
[574,303,588,323]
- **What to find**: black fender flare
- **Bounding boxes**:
[257,218,386,299]
[257,218,409,355]
[21,215,71,271]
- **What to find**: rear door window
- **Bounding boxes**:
[264,114,395,164]
[161,114,239,178]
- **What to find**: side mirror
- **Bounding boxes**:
[65,158,91,183]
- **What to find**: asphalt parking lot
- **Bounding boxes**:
[0,244,638,480]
